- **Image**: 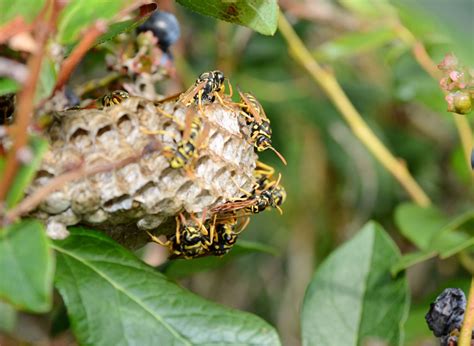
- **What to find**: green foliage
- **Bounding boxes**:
[0,301,17,333]
[314,27,396,61]
[6,137,48,208]
[176,0,279,35]
[0,220,54,312]
[53,228,281,346]
[0,0,45,25]
[301,222,409,346]
[392,203,474,274]
[57,0,133,44]
[0,78,20,96]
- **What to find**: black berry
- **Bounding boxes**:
[137,11,180,51]
[425,288,466,337]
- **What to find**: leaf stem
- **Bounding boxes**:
[278,13,431,207]
[459,277,474,346]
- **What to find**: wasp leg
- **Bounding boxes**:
[231,176,252,197]
[146,231,170,247]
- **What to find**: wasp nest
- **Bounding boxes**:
[28,96,257,248]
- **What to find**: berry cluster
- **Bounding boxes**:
[438,53,473,115]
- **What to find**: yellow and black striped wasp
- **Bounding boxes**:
[238,90,287,165]
[209,216,250,256]
[101,90,130,108]
[212,161,286,217]
[144,106,209,173]
[147,213,215,259]
[178,70,231,110]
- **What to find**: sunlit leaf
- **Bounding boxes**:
[0,220,55,312]
[57,0,133,44]
[54,228,281,345]
[301,222,409,346]
[177,0,278,35]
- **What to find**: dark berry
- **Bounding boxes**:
[137,11,180,51]
[425,288,466,337]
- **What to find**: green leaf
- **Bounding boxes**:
[6,137,48,209]
[57,0,133,44]
[0,78,20,96]
[0,220,55,312]
[162,240,278,279]
[339,0,390,17]
[314,27,396,61]
[395,203,448,250]
[301,222,409,346]
[177,0,278,36]
[95,18,143,46]
[35,57,57,103]
[0,301,17,333]
[0,0,46,25]
[395,203,474,262]
[53,228,281,346]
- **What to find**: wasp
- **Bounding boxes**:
[178,70,231,109]
[147,213,215,259]
[209,217,250,256]
[102,90,130,107]
[238,90,287,165]
[143,106,209,172]
[213,164,286,217]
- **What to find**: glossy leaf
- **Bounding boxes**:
[6,137,48,208]
[0,220,54,312]
[314,28,396,61]
[0,0,45,25]
[162,240,278,279]
[177,0,278,36]
[301,222,409,346]
[53,228,281,346]
[57,0,133,44]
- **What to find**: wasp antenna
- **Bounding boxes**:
[226,78,233,98]
[238,217,250,233]
[275,172,282,187]
[269,146,287,166]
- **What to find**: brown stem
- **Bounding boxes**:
[459,277,474,346]
[0,1,56,201]
[54,22,108,92]
[4,140,161,223]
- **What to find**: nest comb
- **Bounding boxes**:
[28,96,257,248]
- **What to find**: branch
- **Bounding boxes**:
[278,13,431,207]
[459,278,474,346]
[3,140,161,223]
[54,21,108,92]
[0,1,57,201]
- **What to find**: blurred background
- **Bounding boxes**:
[149,1,473,345]
[1,0,473,345]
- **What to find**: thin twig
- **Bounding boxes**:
[278,13,431,206]
[4,140,161,223]
[54,21,108,92]
[459,277,474,346]
[0,1,57,201]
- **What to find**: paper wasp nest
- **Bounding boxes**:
[29,96,257,248]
